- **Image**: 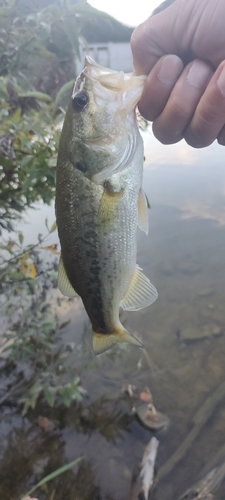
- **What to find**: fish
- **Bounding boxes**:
[55,56,158,355]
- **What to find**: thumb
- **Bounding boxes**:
[131,0,197,76]
[131,5,180,76]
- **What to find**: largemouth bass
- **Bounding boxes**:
[56,56,158,354]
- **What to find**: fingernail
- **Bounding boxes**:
[187,60,212,89]
[158,55,183,85]
[217,66,225,96]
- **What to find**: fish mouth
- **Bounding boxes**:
[82,56,146,111]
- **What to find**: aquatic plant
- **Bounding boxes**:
[0,222,86,413]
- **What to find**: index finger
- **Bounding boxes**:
[131,12,179,76]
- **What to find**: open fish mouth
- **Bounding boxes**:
[78,56,147,111]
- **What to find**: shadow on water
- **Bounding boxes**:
[1,135,225,499]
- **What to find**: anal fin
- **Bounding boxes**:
[92,328,143,355]
[121,265,158,311]
[58,255,79,298]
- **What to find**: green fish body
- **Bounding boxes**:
[56,57,158,354]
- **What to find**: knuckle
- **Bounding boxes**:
[170,94,194,120]
[130,23,147,54]
[197,101,222,126]
[184,102,225,148]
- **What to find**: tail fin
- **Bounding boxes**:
[92,327,143,355]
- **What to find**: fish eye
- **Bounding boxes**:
[72,91,88,111]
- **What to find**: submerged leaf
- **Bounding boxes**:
[42,243,60,254]
[21,457,82,499]
[44,386,56,407]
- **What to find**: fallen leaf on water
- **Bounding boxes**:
[37,416,54,432]
[122,384,137,397]
[139,390,153,404]
[140,437,159,500]
[23,497,39,500]
[42,243,60,254]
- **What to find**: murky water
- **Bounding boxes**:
[1,132,225,499]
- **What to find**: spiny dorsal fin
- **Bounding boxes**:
[58,255,79,298]
[120,265,158,311]
[138,188,149,235]
[92,328,143,355]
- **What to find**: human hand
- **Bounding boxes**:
[131,0,225,147]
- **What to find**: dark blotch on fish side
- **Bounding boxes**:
[75,161,87,173]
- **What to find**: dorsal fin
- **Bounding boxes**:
[120,265,158,311]
[58,256,79,298]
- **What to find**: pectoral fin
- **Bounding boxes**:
[121,265,158,311]
[138,188,149,235]
[98,181,123,232]
[92,327,143,355]
[58,256,79,298]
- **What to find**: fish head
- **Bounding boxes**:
[60,57,146,179]
[70,56,146,140]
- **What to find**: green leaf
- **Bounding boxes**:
[19,91,53,102]
[10,108,22,123]
[55,80,74,104]
[45,218,49,231]
[39,4,61,22]
[44,386,56,407]
[59,384,73,407]
[49,220,57,233]
[20,457,82,499]
[145,192,151,209]
[19,381,43,415]
[18,232,24,245]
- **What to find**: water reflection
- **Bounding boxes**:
[1,134,225,499]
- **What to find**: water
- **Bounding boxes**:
[1,132,225,499]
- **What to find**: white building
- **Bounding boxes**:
[76,41,133,74]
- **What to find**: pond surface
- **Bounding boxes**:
[1,132,225,500]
